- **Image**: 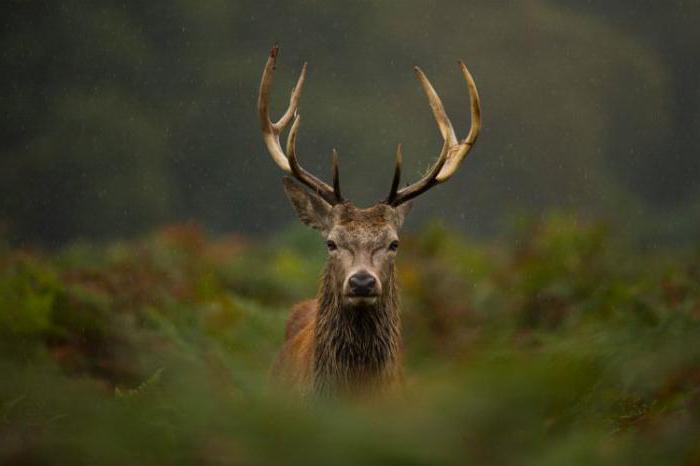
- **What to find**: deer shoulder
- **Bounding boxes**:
[272,300,317,393]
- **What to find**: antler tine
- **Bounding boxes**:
[414,66,458,147]
[285,112,301,158]
[388,61,481,206]
[386,144,403,204]
[285,113,339,205]
[389,141,449,205]
[258,45,299,173]
[435,61,482,182]
[331,149,343,202]
[273,63,306,132]
[258,45,341,205]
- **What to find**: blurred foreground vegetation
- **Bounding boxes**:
[2,214,700,465]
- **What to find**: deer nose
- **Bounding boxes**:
[348,272,377,296]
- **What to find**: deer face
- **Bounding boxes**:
[283,178,410,305]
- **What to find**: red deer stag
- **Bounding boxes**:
[258,45,481,397]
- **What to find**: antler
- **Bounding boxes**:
[386,61,481,206]
[258,45,343,205]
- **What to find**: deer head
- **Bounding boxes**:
[257,45,481,307]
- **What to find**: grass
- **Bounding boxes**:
[1,214,699,465]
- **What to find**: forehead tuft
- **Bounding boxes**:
[334,203,397,228]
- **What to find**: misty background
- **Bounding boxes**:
[2,0,698,247]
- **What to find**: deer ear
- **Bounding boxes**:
[282,177,332,232]
[394,202,412,228]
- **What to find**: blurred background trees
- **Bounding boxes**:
[1,0,698,246]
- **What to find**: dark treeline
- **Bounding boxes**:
[2,1,698,246]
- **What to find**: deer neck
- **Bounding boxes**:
[312,262,401,396]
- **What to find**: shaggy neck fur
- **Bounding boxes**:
[313,261,401,397]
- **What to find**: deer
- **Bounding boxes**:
[257,45,481,397]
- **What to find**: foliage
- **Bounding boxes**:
[1,215,699,465]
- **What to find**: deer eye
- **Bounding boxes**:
[388,240,400,252]
[326,240,338,251]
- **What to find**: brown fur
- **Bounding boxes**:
[272,196,407,398]
[272,300,318,393]
[260,48,481,398]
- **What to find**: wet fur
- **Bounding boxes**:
[272,202,405,397]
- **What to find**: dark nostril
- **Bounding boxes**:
[360,274,376,288]
[348,272,377,295]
